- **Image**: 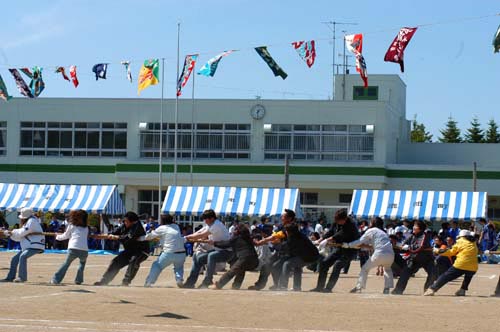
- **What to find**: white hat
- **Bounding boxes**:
[457,229,470,238]
[18,207,33,219]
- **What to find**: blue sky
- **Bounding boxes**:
[1,0,500,138]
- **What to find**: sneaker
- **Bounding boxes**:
[455,289,466,296]
[176,280,184,288]
[268,285,279,291]
[144,283,152,288]
[13,278,25,283]
[93,281,104,286]
[0,278,13,283]
[75,281,82,285]
[248,285,264,291]
[383,288,390,295]
[350,287,361,293]
[208,282,221,290]
[181,283,194,289]
[49,280,60,285]
[423,289,435,296]
[309,287,322,292]
[121,281,130,287]
[391,289,402,295]
[321,288,333,293]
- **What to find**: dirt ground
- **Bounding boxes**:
[0,251,498,332]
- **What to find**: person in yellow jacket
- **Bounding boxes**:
[424,229,478,296]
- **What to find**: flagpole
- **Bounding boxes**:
[158,58,165,223]
[190,70,195,186]
[174,22,180,186]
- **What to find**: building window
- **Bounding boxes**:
[19,122,127,157]
[265,124,374,161]
[140,123,251,160]
[339,193,353,204]
[300,192,319,205]
[353,86,378,100]
[0,121,6,156]
[137,189,166,219]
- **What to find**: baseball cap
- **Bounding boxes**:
[18,207,33,219]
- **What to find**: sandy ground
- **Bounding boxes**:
[0,251,498,332]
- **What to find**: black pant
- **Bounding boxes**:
[316,251,356,290]
[391,253,405,277]
[393,257,436,294]
[253,253,283,289]
[430,266,475,291]
[218,256,259,289]
[495,276,500,295]
[435,256,452,278]
[98,250,149,285]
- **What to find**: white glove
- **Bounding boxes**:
[401,244,409,251]
[484,250,490,256]
[342,242,350,249]
[3,230,9,237]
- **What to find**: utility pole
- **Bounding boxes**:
[284,154,290,189]
[322,21,357,101]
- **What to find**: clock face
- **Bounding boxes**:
[251,104,266,119]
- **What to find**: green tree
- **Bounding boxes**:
[485,119,500,143]
[464,117,484,143]
[410,116,433,142]
[438,116,462,143]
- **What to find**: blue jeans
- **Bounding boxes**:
[430,266,476,291]
[52,249,88,284]
[184,249,233,287]
[279,256,308,290]
[145,252,186,286]
[6,248,44,281]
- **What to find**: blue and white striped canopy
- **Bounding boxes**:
[349,190,487,221]
[161,186,302,217]
[0,183,126,215]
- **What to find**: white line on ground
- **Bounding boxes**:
[0,318,351,332]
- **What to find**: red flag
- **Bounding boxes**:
[356,53,368,87]
[291,40,316,68]
[345,34,363,54]
[70,65,79,88]
[384,27,417,72]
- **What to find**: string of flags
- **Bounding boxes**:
[2,18,500,101]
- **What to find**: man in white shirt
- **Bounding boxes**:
[183,209,232,288]
[315,218,325,236]
[144,214,186,287]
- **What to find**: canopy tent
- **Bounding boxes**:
[349,190,487,221]
[161,186,302,217]
[0,183,126,215]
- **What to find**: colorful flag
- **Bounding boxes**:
[121,61,132,82]
[345,34,363,55]
[493,25,500,53]
[255,46,287,79]
[55,67,70,81]
[20,67,45,97]
[291,40,316,68]
[198,50,235,77]
[356,53,368,88]
[92,63,108,80]
[345,34,368,88]
[177,54,198,96]
[9,69,34,98]
[384,27,418,72]
[0,74,12,101]
[70,66,79,88]
[137,59,159,95]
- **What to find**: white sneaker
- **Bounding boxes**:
[13,278,25,283]
[423,289,435,296]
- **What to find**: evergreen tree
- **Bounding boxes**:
[485,119,500,143]
[464,117,484,143]
[410,116,433,142]
[438,116,462,143]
